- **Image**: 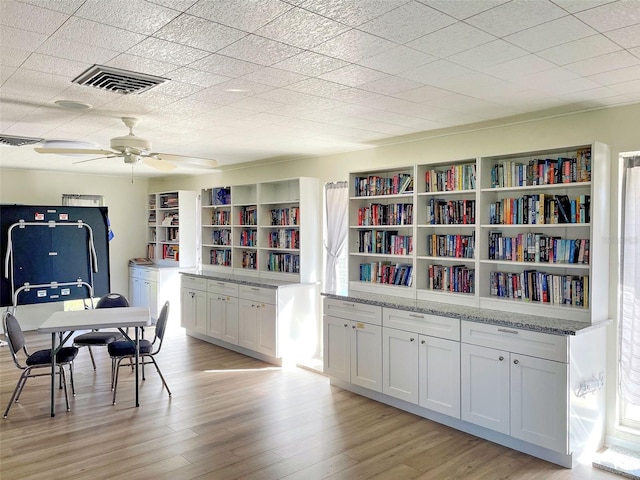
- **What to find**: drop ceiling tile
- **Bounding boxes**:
[561,85,624,102]
[550,0,618,14]
[106,53,179,77]
[358,46,436,75]
[399,59,474,87]
[301,0,408,27]
[319,64,389,87]
[169,67,232,87]
[331,88,390,105]
[358,2,456,43]
[392,84,453,103]
[52,17,146,52]
[152,80,204,98]
[447,39,528,69]
[189,53,262,77]
[37,37,119,65]
[21,53,91,78]
[565,50,640,76]
[273,51,349,76]
[0,45,30,67]
[186,0,292,32]
[17,0,86,14]
[216,78,275,96]
[240,67,308,87]
[537,34,622,64]
[256,7,349,49]
[146,0,198,11]
[482,54,557,80]
[605,24,640,48]
[588,64,640,85]
[312,29,397,63]
[513,65,581,88]
[189,87,248,105]
[505,15,597,52]
[0,65,16,83]
[420,0,510,20]
[609,78,640,94]
[217,35,302,66]
[75,0,180,35]
[0,0,69,35]
[358,76,424,95]
[465,0,567,37]
[407,22,495,58]
[0,25,48,51]
[575,0,640,32]
[153,14,246,52]
[285,78,348,97]
[127,37,210,66]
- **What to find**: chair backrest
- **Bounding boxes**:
[96,293,130,309]
[3,312,27,368]
[153,302,170,352]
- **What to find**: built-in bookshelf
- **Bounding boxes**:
[348,143,610,323]
[200,177,319,282]
[147,190,197,267]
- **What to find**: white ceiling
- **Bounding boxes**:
[1,0,639,177]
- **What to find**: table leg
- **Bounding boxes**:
[50,332,56,417]
[135,326,140,407]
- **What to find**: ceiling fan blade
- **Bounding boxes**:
[72,155,118,165]
[150,152,218,169]
[142,157,177,172]
[35,147,115,155]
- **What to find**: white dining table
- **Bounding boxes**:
[38,307,151,417]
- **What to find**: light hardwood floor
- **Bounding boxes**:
[0,327,621,480]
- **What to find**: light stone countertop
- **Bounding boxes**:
[322,291,609,336]
[180,270,317,290]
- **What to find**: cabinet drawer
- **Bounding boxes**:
[461,321,568,363]
[181,275,207,292]
[130,266,157,282]
[383,308,459,341]
[324,298,382,326]
[208,279,239,297]
[239,285,276,304]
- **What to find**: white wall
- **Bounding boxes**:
[0,169,149,329]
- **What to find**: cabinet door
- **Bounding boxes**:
[238,298,259,351]
[207,294,225,340]
[461,343,510,434]
[181,288,206,334]
[257,302,277,357]
[323,315,351,382]
[419,335,460,418]
[511,354,568,453]
[351,321,382,392]
[222,295,239,345]
[144,279,158,320]
[383,327,419,403]
[130,276,142,307]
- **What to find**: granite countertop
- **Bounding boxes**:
[322,291,609,336]
[180,270,316,290]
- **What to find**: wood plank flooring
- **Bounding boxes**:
[0,327,621,480]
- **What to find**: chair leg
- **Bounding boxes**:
[87,346,97,370]
[68,362,76,396]
[60,366,71,412]
[13,371,30,403]
[3,370,29,418]
[112,357,124,405]
[148,357,171,397]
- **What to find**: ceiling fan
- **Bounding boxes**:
[34,117,218,172]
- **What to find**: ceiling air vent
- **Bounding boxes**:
[0,135,43,146]
[72,65,168,95]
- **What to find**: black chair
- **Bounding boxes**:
[3,312,78,418]
[108,301,171,405]
[73,293,128,369]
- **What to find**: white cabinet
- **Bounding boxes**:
[461,321,569,452]
[129,265,180,322]
[418,335,460,417]
[238,286,277,357]
[207,280,239,345]
[180,275,207,334]
[383,327,419,403]
[323,298,382,392]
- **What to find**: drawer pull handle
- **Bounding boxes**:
[498,328,519,334]
[513,359,519,365]
[499,356,504,361]
[251,287,259,291]
[217,282,225,286]
[409,314,424,319]
[421,340,426,344]
[410,338,415,342]
[343,324,348,328]
[343,302,355,307]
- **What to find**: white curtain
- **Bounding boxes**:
[323,181,349,294]
[621,155,640,405]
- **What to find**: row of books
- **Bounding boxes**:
[238,229,257,247]
[426,199,476,225]
[359,262,414,286]
[488,231,590,264]
[147,243,155,259]
[159,194,179,208]
[270,207,299,226]
[238,206,257,225]
[489,270,589,307]
[163,227,179,242]
[162,244,179,261]
[489,150,591,188]
[210,187,231,206]
[357,230,413,255]
[209,249,231,267]
[267,253,300,273]
[148,212,156,224]
[240,250,257,270]
[357,203,413,226]
[426,233,475,259]
[488,194,591,225]
[424,164,476,192]
[267,229,299,249]
[427,264,475,293]
[353,174,413,197]
[211,230,231,246]
[210,210,231,226]
[161,212,179,225]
